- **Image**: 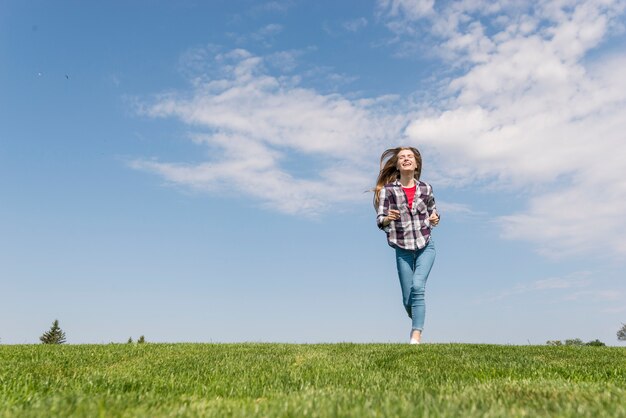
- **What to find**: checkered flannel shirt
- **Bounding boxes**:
[376,179,438,250]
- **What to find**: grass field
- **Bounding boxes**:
[1,343,625,417]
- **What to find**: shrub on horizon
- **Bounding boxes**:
[40,319,66,344]
[618,323,626,341]
[547,338,605,346]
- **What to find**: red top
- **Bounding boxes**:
[403,184,416,211]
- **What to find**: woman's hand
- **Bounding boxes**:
[428,211,440,227]
[383,209,400,226]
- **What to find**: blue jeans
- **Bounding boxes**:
[395,239,436,332]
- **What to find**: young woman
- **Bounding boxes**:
[374,147,439,345]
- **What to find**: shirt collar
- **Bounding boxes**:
[393,179,419,187]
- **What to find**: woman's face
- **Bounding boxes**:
[396,149,417,172]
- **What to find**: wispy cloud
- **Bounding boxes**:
[564,290,623,302]
[478,270,625,309]
[252,0,294,14]
[380,0,626,257]
[265,49,305,72]
[324,17,369,37]
[377,0,435,22]
[570,289,626,316]
[132,48,408,216]
[480,272,592,302]
[251,23,283,44]
[226,23,284,48]
[436,200,484,217]
[343,17,369,32]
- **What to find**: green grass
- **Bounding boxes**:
[1,343,625,417]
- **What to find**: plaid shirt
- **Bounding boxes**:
[376,180,438,250]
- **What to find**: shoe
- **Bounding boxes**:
[409,338,420,345]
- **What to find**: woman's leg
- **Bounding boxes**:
[410,239,436,336]
[395,247,415,319]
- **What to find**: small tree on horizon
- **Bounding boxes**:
[618,323,626,341]
[40,319,66,344]
[138,335,145,344]
[127,337,133,344]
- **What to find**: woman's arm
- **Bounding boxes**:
[376,188,399,229]
[427,185,440,227]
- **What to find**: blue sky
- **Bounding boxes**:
[2,0,625,345]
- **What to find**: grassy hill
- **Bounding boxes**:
[1,343,625,417]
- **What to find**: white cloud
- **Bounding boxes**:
[564,289,623,301]
[377,0,435,21]
[602,306,626,313]
[436,200,482,216]
[132,1,626,257]
[252,23,283,42]
[343,17,369,32]
[266,49,304,72]
[479,271,626,307]
[224,23,284,48]
[132,48,408,216]
[253,1,294,14]
[389,0,626,257]
[481,272,592,302]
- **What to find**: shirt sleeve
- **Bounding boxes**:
[427,184,440,224]
[376,187,391,232]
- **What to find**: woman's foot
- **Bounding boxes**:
[410,329,421,345]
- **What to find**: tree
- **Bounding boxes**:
[40,319,66,344]
[585,339,606,347]
[618,323,626,341]
[564,338,584,346]
[138,335,146,344]
[127,337,133,344]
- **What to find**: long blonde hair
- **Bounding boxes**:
[373,147,422,207]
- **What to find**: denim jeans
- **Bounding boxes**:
[395,239,436,332]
